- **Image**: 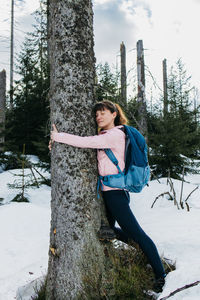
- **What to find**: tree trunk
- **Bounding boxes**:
[10,0,14,108]
[136,40,147,138]
[120,41,127,108]
[0,69,6,151]
[46,1,115,299]
[163,58,168,117]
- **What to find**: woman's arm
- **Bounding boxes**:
[50,124,123,149]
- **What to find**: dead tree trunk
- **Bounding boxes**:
[163,58,168,117]
[46,1,120,299]
[0,69,6,151]
[120,41,127,108]
[136,40,147,138]
[10,0,14,108]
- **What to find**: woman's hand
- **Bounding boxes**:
[48,124,58,151]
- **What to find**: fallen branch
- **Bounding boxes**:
[168,177,179,209]
[179,167,185,209]
[185,201,190,212]
[185,186,199,212]
[160,280,200,300]
[161,257,175,272]
[29,166,39,188]
[151,192,173,208]
[151,170,161,184]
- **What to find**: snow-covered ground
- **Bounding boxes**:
[133,177,200,299]
[0,160,200,299]
[0,158,51,300]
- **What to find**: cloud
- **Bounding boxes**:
[94,1,134,65]
[94,0,150,66]
[120,0,152,21]
[93,0,154,62]
[94,0,116,6]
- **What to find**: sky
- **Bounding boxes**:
[0,0,200,100]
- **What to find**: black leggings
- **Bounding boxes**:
[102,190,166,279]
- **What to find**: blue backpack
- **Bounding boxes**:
[98,125,150,194]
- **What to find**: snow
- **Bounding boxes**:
[0,164,200,299]
[0,168,51,300]
[131,178,200,299]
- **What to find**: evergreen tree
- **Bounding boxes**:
[95,62,120,102]
[126,96,142,129]
[148,59,200,178]
[5,0,50,163]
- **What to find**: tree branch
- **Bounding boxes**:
[151,192,172,208]
[168,177,179,209]
[160,280,200,300]
[185,186,199,212]
[151,170,161,184]
[179,167,185,209]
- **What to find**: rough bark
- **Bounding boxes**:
[46,1,114,299]
[0,69,6,151]
[136,40,147,138]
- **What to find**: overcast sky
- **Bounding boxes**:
[0,0,200,100]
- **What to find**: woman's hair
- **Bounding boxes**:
[93,100,128,126]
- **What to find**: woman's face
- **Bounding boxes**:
[96,108,117,130]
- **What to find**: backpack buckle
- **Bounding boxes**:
[103,176,108,182]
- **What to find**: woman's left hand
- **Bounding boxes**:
[49,124,58,151]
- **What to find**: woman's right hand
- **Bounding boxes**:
[48,139,52,151]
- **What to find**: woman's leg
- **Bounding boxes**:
[104,193,130,243]
[102,190,166,279]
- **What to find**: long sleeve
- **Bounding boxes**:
[52,127,124,149]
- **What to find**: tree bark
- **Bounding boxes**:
[0,69,6,151]
[10,0,14,108]
[163,58,168,117]
[46,1,114,299]
[136,40,147,138]
[120,41,127,108]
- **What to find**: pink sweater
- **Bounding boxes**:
[52,125,125,191]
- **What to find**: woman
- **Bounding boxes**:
[49,100,166,292]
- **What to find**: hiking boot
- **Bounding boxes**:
[153,276,165,293]
[97,225,116,241]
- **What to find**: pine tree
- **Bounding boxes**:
[95,62,120,102]
[5,0,50,163]
[148,59,200,178]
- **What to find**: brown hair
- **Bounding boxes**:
[93,100,128,126]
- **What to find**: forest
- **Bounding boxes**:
[0,0,200,299]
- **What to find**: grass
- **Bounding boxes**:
[33,243,175,300]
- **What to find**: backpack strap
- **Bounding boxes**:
[97,149,123,198]
[104,149,123,174]
[97,176,103,199]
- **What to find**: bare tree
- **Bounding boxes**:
[120,41,127,108]
[10,0,14,107]
[136,40,147,138]
[0,69,6,151]
[163,58,168,117]
[46,1,116,298]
